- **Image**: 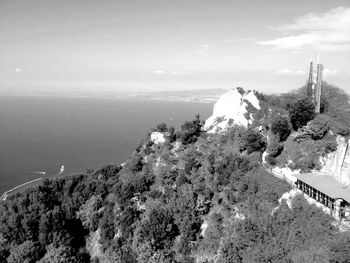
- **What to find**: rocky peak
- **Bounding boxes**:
[150,131,166,144]
[204,87,261,133]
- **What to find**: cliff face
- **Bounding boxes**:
[204,87,261,133]
[321,136,350,186]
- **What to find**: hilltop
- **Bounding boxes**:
[0,84,350,263]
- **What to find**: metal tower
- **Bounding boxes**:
[315,63,324,114]
[307,61,315,100]
[306,61,323,114]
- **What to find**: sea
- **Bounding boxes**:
[0,96,212,194]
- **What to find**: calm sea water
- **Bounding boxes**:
[0,96,212,194]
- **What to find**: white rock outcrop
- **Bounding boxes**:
[150,132,166,144]
[204,87,261,133]
[321,135,350,186]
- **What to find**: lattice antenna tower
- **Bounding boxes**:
[307,61,315,100]
[315,63,324,114]
[306,58,323,114]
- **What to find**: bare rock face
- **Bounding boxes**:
[150,132,166,144]
[321,136,350,186]
[204,87,261,133]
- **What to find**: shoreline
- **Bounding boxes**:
[0,166,65,201]
[1,177,43,201]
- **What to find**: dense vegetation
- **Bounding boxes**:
[0,83,350,262]
[262,82,350,171]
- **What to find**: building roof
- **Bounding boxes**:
[294,173,350,204]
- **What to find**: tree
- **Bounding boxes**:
[152,122,168,132]
[168,126,176,143]
[139,208,179,250]
[37,245,75,263]
[267,133,283,158]
[177,115,203,145]
[7,241,39,263]
[289,98,315,130]
[239,129,266,154]
[320,83,350,127]
[125,152,144,173]
[0,233,9,262]
[329,233,350,263]
[271,115,292,141]
[297,114,330,140]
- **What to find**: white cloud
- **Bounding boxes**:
[170,71,189,75]
[227,37,255,42]
[323,68,339,76]
[277,69,293,75]
[194,43,210,54]
[153,70,166,74]
[200,44,209,51]
[258,7,350,51]
[295,70,306,75]
[276,69,306,75]
[14,67,23,73]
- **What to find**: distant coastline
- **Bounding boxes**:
[0,88,227,103]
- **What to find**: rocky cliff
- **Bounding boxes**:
[204,87,261,133]
[321,136,350,186]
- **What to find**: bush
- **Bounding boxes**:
[265,155,277,166]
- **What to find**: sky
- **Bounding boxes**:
[0,0,349,95]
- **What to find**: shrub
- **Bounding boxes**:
[265,155,277,166]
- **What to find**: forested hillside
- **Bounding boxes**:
[261,83,350,171]
[1,84,350,263]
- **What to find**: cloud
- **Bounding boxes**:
[258,7,350,51]
[194,43,210,54]
[14,67,23,73]
[295,70,306,75]
[276,69,305,75]
[276,68,338,77]
[153,70,166,74]
[276,69,293,75]
[153,70,190,76]
[200,44,209,51]
[227,37,255,43]
[170,71,189,75]
[323,68,339,76]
